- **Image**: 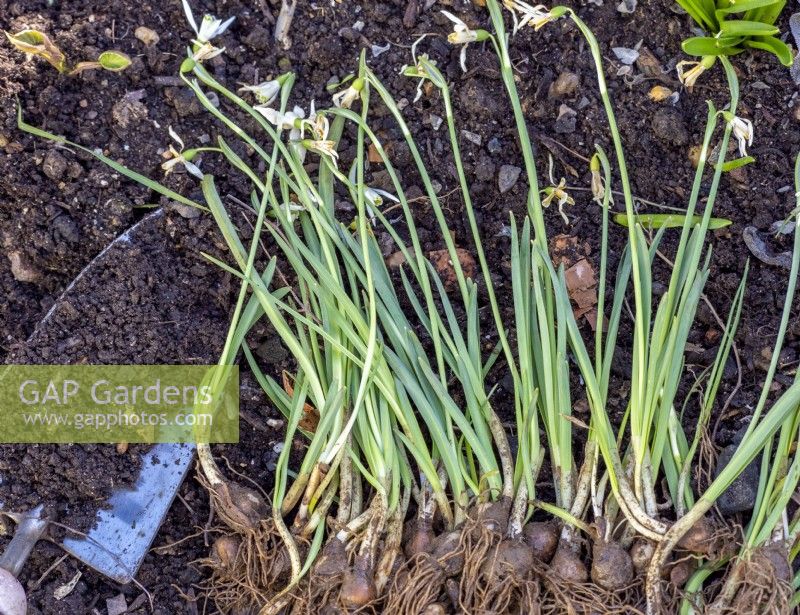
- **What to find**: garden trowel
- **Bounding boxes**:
[10,208,208,584]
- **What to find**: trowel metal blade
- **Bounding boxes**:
[18,209,201,583]
[61,443,195,583]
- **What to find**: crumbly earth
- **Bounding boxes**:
[1,0,799,611]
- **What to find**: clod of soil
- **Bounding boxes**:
[650,107,689,145]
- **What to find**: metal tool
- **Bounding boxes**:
[11,209,199,584]
[0,505,48,615]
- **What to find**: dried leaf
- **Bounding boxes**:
[54,571,81,601]
[282,371,319,432]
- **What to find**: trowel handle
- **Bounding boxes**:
[0,506,47,578]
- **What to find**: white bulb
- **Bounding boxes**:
[0,568,26,615]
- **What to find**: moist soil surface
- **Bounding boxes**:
[1,0,800,612]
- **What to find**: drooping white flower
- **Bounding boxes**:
[239,79,282,106]
[541,178,574,225]
[278,202,306,223]
[364,186,399,209]
[301,139,339,167]
[182,1,234,44]
[503,1,556,35]
[332,77,365,109]
[191,41,225,62]
[676,60,708,91]
[196,14,235,43]
[730,116,754,157]
[348,164,399,213]
[256,105,306,132]
[161,126,203,179]
[440,11,488,73]
[400,36,435,103]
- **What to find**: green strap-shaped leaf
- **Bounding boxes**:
[613,213,732,230]
[718,19,779,37]
[743,35,794,65]
[715,0,784,16]
[682,36,744,56]
[720,156,755,172]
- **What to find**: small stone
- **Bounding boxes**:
[635,47,664,79]
[256,336,288,363]
[461,130,482,146]
[134,26,159,46]
[166,88,202,117]
[498,164,521,193]
[475,156,495,182]
[8,251,40,283]
[0,133,7,147]
[169,201,202,219]
[42,150,68,181]
[612,47,639,65]
[705,328,721,344]
[487,137,502,154]
[714,428,759,515]
[555,104,577,134]
[549,71,579,98]
[794,105,800,123]
[106,593,127,615]
[428,114,443,131]
[651,108,688,146]
[648,86,673,102]
[368,143,382,164]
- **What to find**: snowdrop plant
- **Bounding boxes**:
[675,0,792,67]
[161,127,205,179]
[440,10,490,72]
[729,114,754,157]
[181,0,234,62]
[238,74,291,106]
[676,56,717,90]
[503,0,560,34]
[332,77,365,109]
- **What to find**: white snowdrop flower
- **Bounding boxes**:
[730,116,754,157]
[161,126,203,179]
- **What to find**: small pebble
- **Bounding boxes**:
[475,156,495,182]
[549,71,579,98]
[648,85,672,102]
[462,130,482,146]
[555,104,577,134]
[498,164,522,193]
[8,251,40,283]
[169,201,202,219]
[487,137,502,154]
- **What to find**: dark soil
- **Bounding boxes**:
[1,0,799,612]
